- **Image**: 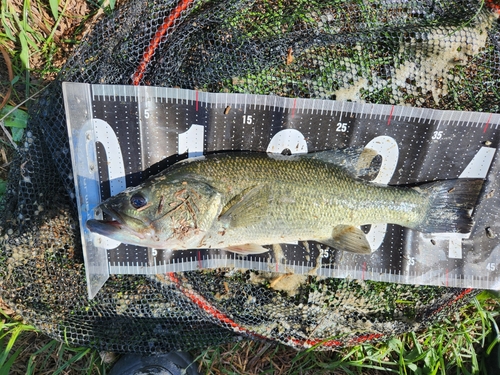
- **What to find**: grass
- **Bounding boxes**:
[0,1,116,373]
[1,292,498,374]
[0,0,94,193]
[0,299,111,374]
[1,0,500,374]
[189,292,500,374]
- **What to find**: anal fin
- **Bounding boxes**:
[319,225,372,254]
[222,244,269,255]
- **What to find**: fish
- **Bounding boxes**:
[86,149,483,255]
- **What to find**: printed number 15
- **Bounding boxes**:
[243,115,253,124]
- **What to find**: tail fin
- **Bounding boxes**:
[413,179,483,234]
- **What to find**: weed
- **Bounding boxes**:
[0,303,110,374]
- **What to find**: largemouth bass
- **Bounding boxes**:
[86,149,483,254]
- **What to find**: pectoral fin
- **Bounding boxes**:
[219,185,270,227]
[222,244,269,254]
[319,225,372,254]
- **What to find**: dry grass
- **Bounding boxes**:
[0,0,102,194]
[194,341,305,374]
[191,341,365,375]
[1,0,93,79]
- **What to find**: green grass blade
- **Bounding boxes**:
[18,29,29,69]
[25,339,59,374]
[52,350,88,375]
[0,0,16,41]
[0,347,23,375]
[49,0,59,20]
[0,323,36,368]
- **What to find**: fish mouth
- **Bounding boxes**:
[86,206,148,240]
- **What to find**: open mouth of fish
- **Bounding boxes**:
[86,206,148,240]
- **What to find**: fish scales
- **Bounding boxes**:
[87,150,483,255]
[170,153,426,233]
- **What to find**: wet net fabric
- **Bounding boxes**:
[1,0,499,352]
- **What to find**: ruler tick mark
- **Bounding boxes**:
[397,106,403,121]
[407,107,414,122]
[436,110,445,131]
[466,111,474,127]
[456,110,464,126]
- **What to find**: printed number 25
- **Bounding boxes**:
[336,123,347,132]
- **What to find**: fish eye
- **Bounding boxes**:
[130,193,148,209]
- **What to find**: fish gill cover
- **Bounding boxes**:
[0,0,499,352]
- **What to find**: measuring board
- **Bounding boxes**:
[63,82,500,299]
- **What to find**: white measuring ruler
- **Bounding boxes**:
[63,83,499,298]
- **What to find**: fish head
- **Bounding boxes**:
[86,177,223,249]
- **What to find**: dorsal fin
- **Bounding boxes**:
[307,148,381,179]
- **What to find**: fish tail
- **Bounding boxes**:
[413,179,483,234]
